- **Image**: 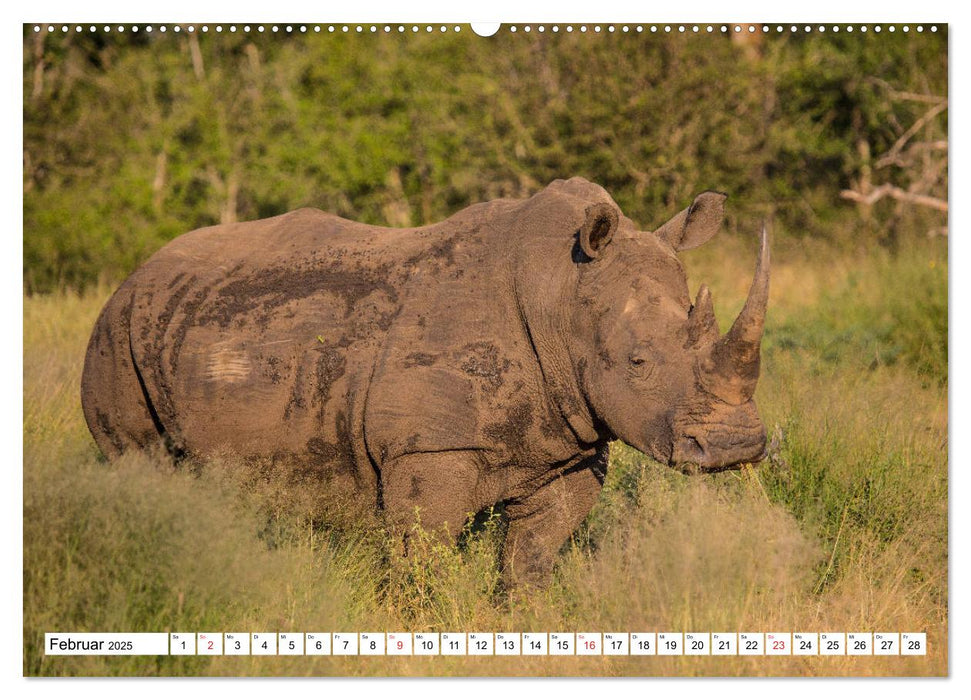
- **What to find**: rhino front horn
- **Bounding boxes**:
[705,226,769,404]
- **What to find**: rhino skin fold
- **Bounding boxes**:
[81,177,769,588]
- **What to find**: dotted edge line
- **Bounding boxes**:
[30,24,941,35]
[505,24,939,34]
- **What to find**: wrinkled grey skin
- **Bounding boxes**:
[82,177,768,588]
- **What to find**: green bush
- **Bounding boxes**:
[23,27,947,293]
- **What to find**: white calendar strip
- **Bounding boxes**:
[44,632,928,656]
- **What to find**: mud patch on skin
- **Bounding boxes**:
[332,411,359,480]
[259,354,285,384]
[576,357,588,386]
[200,262,399,330]
[137,296,153,343]
[409,475,423,499]
[334,292,402,348]
[104,290,133,353]
[166,271,186,290]
[313,347,346,410]
[484,401,534,457]
[593,324,614,370]
[403,351,438,368]
[427,236,458,266]
[550,385,583,420]
[405,234,459,268]
[304,412,357,481]
[155,277,196,350]
[95,409,125,454]
[307,437,341,462]
[169,287,212,374]
[305,436,353,472]
[459,341,511,389]
[367,302,400,333]
[539,410,566,441]
[283,363,307,421]
[140,277,196,426]
[597,348,614,370]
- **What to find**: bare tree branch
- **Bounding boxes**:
[840,184,948,212]
[865,77,947,104]
[876,100,948,169]
[876,140,948,169]
[152,151,167,213]
[31,32,45,101]
[188,32,205,81]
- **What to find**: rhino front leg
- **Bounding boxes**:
[503,449,608,589]
[381,451,481,544]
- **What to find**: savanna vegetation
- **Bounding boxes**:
[23,24,947,676]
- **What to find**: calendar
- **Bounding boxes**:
[44,631,928,657]
[24,17,947,682]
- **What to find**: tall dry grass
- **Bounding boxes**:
[23,238,947,676]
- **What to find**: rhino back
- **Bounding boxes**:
[120,204,535,478]
[117,211,421,479]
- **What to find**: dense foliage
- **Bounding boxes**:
[23,26,947,292]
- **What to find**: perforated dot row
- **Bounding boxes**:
[30,24,940,35]
[506,24,939,34]
[31,25,465,34]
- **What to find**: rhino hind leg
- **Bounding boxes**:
[81,290,165,459]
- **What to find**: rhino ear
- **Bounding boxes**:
[578,202,620,260]
[655,191,727,252]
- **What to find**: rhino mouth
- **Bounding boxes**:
[670,431,766,474]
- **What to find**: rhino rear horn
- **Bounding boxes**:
[655,191,727,252]
[687,284,719,347]
[578,202,619,259]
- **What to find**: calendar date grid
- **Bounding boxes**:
[45,631,928,657]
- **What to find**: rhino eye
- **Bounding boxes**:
[628,344,657,378]
[628,350,655,377]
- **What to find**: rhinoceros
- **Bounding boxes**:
[81,177,768,587]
